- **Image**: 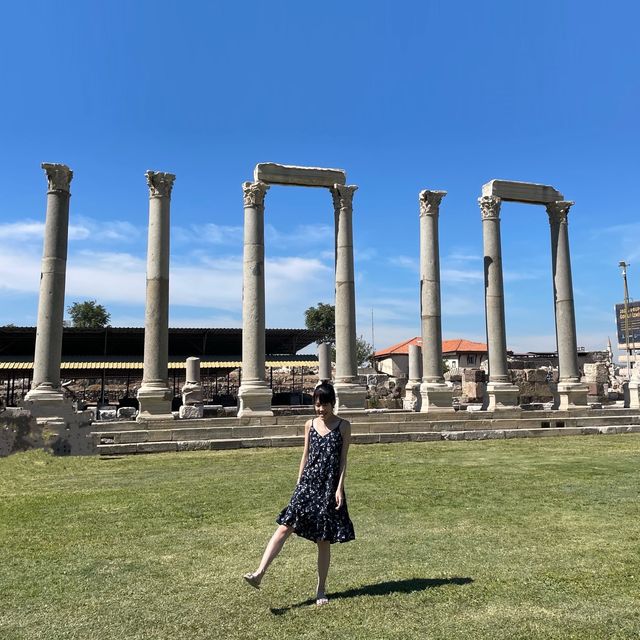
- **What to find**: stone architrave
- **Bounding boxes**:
[137,171,176,422]
[546,201,588,409]
[238,181,273,417]
[479,195,520,410]
[330,184,366,411]
[482,180,564,204]
[255,163,346,188]
[318,342,332,383]
[403,343,422,411]
[179,357,204,419]
[418,190,453,412]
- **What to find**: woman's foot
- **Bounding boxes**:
[243,572,262,589]
[316,592,329,606]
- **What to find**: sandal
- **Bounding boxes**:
[243,573,261,589]
[316,594,329,606]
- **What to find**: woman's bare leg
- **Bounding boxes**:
[316,541,331,603]
[246,525,293,586]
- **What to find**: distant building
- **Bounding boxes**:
[372,337,488,378]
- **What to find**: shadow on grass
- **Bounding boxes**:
[270,576,473,615]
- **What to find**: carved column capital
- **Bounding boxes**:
[331,184,358,213]
[419,190,447,216]
[242,181,269,209]
[546,200,574,225]
[41,163,73,193]
[478,195,502,220]
[146,171,176,198]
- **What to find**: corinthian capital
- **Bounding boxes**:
[41,163,73,193]
[546,200,574,225]
[478,195,501,220]
[331,184,358,213]
[419,190,447,216]
[146,171,176,198]
[242,181,269,209]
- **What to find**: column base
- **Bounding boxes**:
[334,381,367,412]
[554,381,588,410]
[238,382,273,417]
[24,383,65,404]
[482,381,520,411]
[403,381,422,411]
[136,382,174,422]
[419,382,453,412]
[628,378,640,409]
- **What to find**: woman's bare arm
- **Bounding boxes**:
[335,420,351,508]
[297,420,312,483]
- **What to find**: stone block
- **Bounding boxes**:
[137,441,177,453]
[481,179,564,204]
[378,433,411,443]
[411,432,443,442]
[177,440,213,451]
[462,368,485,383]
[352,434,379,444]
[117,407,138,419]
[99,409,117,420]
[98,443,137,455]
[179,404,204,419]
[271,436,304,447]
[240,438,272,448]
[202,405,225,417]
[210,439,242,450]
[254,163,346,188]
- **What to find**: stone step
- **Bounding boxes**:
[96,425,640,455]
[93,412,640,447]
[95,406,640,432]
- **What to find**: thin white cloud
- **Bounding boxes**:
[0,220,90,241]
[388,255,418,271]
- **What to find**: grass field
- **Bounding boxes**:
[1,435,639,640]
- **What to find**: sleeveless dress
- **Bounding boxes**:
[276,418,355,544]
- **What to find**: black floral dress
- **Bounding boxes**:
[276,419,355,544]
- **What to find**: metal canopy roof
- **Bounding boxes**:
[0,327,321,374]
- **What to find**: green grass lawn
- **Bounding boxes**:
[1,435,639,640]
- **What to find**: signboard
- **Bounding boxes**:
[615,301,640,349]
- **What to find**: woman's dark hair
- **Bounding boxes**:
[313,382,336,406]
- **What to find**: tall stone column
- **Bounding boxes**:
[403,343,423,411]
[331,184,366,411]
[418,190,452,412]
[479,195,519,410]
[546,201,588,409]
[238,181,273,417]
[25,163,73,407]
[137,171,175,422]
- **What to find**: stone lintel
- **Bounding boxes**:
[482,179,564,204]
[254,163,346,188]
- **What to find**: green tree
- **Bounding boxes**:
[304,302,335,345]
[67,300,111,328]
[356,335,374,368]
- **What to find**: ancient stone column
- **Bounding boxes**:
[479,195,519,410]
[238,181,273,416]
[546,201,588,409]
[318,342,332,383]
[137,171,175,422]
[418,190,452,412]
[331,184,366,411]
[179,356,204,419]
[25,164,73,407]
[403,343,423,411]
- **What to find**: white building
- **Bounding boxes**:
[372,337,488,378]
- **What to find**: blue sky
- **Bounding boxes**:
[0,1,638,355]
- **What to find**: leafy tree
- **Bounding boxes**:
[67,300,111,328]
[356,335,374,368]
[304,302,335,345]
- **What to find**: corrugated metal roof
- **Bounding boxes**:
[0,358,319,371]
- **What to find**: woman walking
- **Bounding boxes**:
[243,382,355,605]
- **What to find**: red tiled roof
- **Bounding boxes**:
[373,337,487,358]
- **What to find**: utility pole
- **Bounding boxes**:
[619,261,633,380]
